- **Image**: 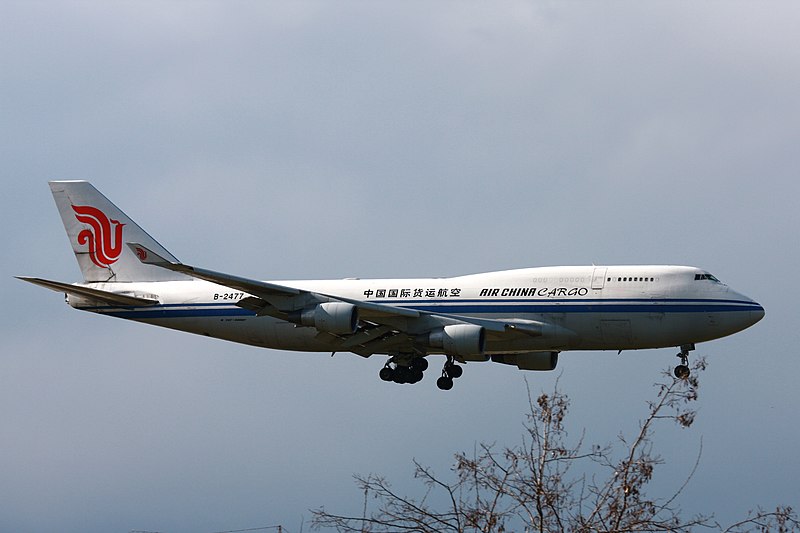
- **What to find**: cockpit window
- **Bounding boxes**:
[694,273,721,282]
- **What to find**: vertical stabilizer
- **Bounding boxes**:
[49,180,188,282]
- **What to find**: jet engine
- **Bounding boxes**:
[491,351,559,371]
[428,324,486,360]
[292,302,358,334]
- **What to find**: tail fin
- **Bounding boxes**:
[49,180,188,282]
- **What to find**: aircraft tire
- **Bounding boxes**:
[674,365,690,379]
[448,364,463,379]
[394,366,414,384]
[379,367,394,381]
[411,357,429,372]
[437,376,454,390]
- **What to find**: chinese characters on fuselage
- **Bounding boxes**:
[362,286,589,299]
[363,288,462,299]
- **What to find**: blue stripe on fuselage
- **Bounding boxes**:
[88,298,762,320]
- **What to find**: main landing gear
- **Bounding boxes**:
[674,343,695,380]
[436,356,463,391]
[379,356,429,385]
[378,355,463,390]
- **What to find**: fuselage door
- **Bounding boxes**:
[591,267,607,290]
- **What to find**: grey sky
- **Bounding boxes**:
[2,2,799,531]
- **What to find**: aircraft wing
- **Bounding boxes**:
[126,243,421,319]
[126,243,553,347]
[127,243,303,298]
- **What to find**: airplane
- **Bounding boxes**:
[18,181,765,390]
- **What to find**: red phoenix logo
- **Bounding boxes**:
[71,205,125,268]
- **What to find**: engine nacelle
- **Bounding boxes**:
[428,324,486,360]
[491,351,559,371]
[296,302,358,334]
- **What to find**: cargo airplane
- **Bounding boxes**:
[19,181,765,390]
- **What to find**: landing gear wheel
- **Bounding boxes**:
[674,343,694,380]
[674,364,690,379]
[437,376,454,390]
[447,364,463,379]
[411,357,429,372]
[437,356,461,389]
[393,366,412,384]
[381,354,428,385]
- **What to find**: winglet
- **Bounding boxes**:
[126,242,176,266]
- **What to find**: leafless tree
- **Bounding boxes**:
[312,359,798,532]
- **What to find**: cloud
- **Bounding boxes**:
[2,2,799,531]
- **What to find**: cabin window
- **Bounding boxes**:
[611,276,655,283]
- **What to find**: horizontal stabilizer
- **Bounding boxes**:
[16,276,159,307]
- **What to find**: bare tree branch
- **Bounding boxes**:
[311,358,798,533]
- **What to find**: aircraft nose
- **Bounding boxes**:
[728,287,765,330]
[750,302,765,325]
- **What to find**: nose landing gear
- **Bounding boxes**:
[674,343,695,379]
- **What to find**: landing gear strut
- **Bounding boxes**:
[674,343,694,379]
[436,356,463,391]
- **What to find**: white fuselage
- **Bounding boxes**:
[73,265,764,357]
